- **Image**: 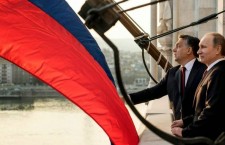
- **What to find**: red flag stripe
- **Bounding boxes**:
[0,0,139,145]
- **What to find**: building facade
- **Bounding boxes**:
[149,0,224,85]
[0,58,42,85]
[0,59,12,84]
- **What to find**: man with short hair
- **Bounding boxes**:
[129,35,206,120]
[171,32,225,142]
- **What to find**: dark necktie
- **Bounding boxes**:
[181,67,186,97]
[202,70,208,80]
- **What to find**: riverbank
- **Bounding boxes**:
[0,85,62,98]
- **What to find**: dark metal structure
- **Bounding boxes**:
[78,0,225,144]
[79,0,172,72]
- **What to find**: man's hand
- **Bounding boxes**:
[171,127,183,137]
[171,119,183,128]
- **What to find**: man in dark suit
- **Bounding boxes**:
[129,35,206,120]
[171,32,225,142]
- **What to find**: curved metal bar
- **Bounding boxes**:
[78,0,216,144]
[98,33,214,145]
[141,48,158,84]
[147,10,225,42]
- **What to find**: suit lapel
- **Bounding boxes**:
[194,71,209,109]
[195,68,210,96]
[185,60,199,92]
[194,67,213,108]
[175,67,182,114]
[175,67,181,96]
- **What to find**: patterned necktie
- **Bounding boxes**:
[181,66,186,97]
[202,70,208,80]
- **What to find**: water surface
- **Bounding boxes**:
[0,97,145,145]
[0,98,110,145]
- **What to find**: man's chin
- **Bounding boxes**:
[199,58,205,64]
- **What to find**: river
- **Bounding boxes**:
[0,97,145,145]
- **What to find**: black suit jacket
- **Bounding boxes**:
[182,60,225,141]
[130,59,206,120]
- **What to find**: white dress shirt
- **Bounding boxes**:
[181,58,196,86]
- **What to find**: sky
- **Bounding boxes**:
[65,0,153,52]
[66,0,151,39]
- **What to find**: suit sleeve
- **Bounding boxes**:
[182,70,225,140]
[129,71,169,104]
[182,115,194,127]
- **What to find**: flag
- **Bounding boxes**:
[0,0,139,145]
[28,0,115,83]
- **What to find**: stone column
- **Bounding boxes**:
[148,0,158,87]
[172,0,179,66]
[195,0,217,37]
[218,0,225,35]
[157,1,173,76]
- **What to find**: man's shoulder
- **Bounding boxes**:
[170,65,180,70]
[212,60,225,72]
[167,65,180,74]
[193,59,207,69]
[218,60,225,66]
[208,61,225,81]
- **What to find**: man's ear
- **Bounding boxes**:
[216,45,222,55]
[187,47,192,54]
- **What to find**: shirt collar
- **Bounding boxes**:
[181,58,196,71]
[207,58,225,71]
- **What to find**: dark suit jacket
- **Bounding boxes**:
[130,59,206,120]
[182,60,225,141]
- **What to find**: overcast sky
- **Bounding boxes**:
[66,0,151,39]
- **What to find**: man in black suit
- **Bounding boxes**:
[129,35,206,120]
[171,32,225,142]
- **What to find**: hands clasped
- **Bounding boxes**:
[171,119,183,137]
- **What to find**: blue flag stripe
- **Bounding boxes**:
[29,0,115,83]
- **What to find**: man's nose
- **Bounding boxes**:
[172,47,176,52]
[197,49,201,54]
